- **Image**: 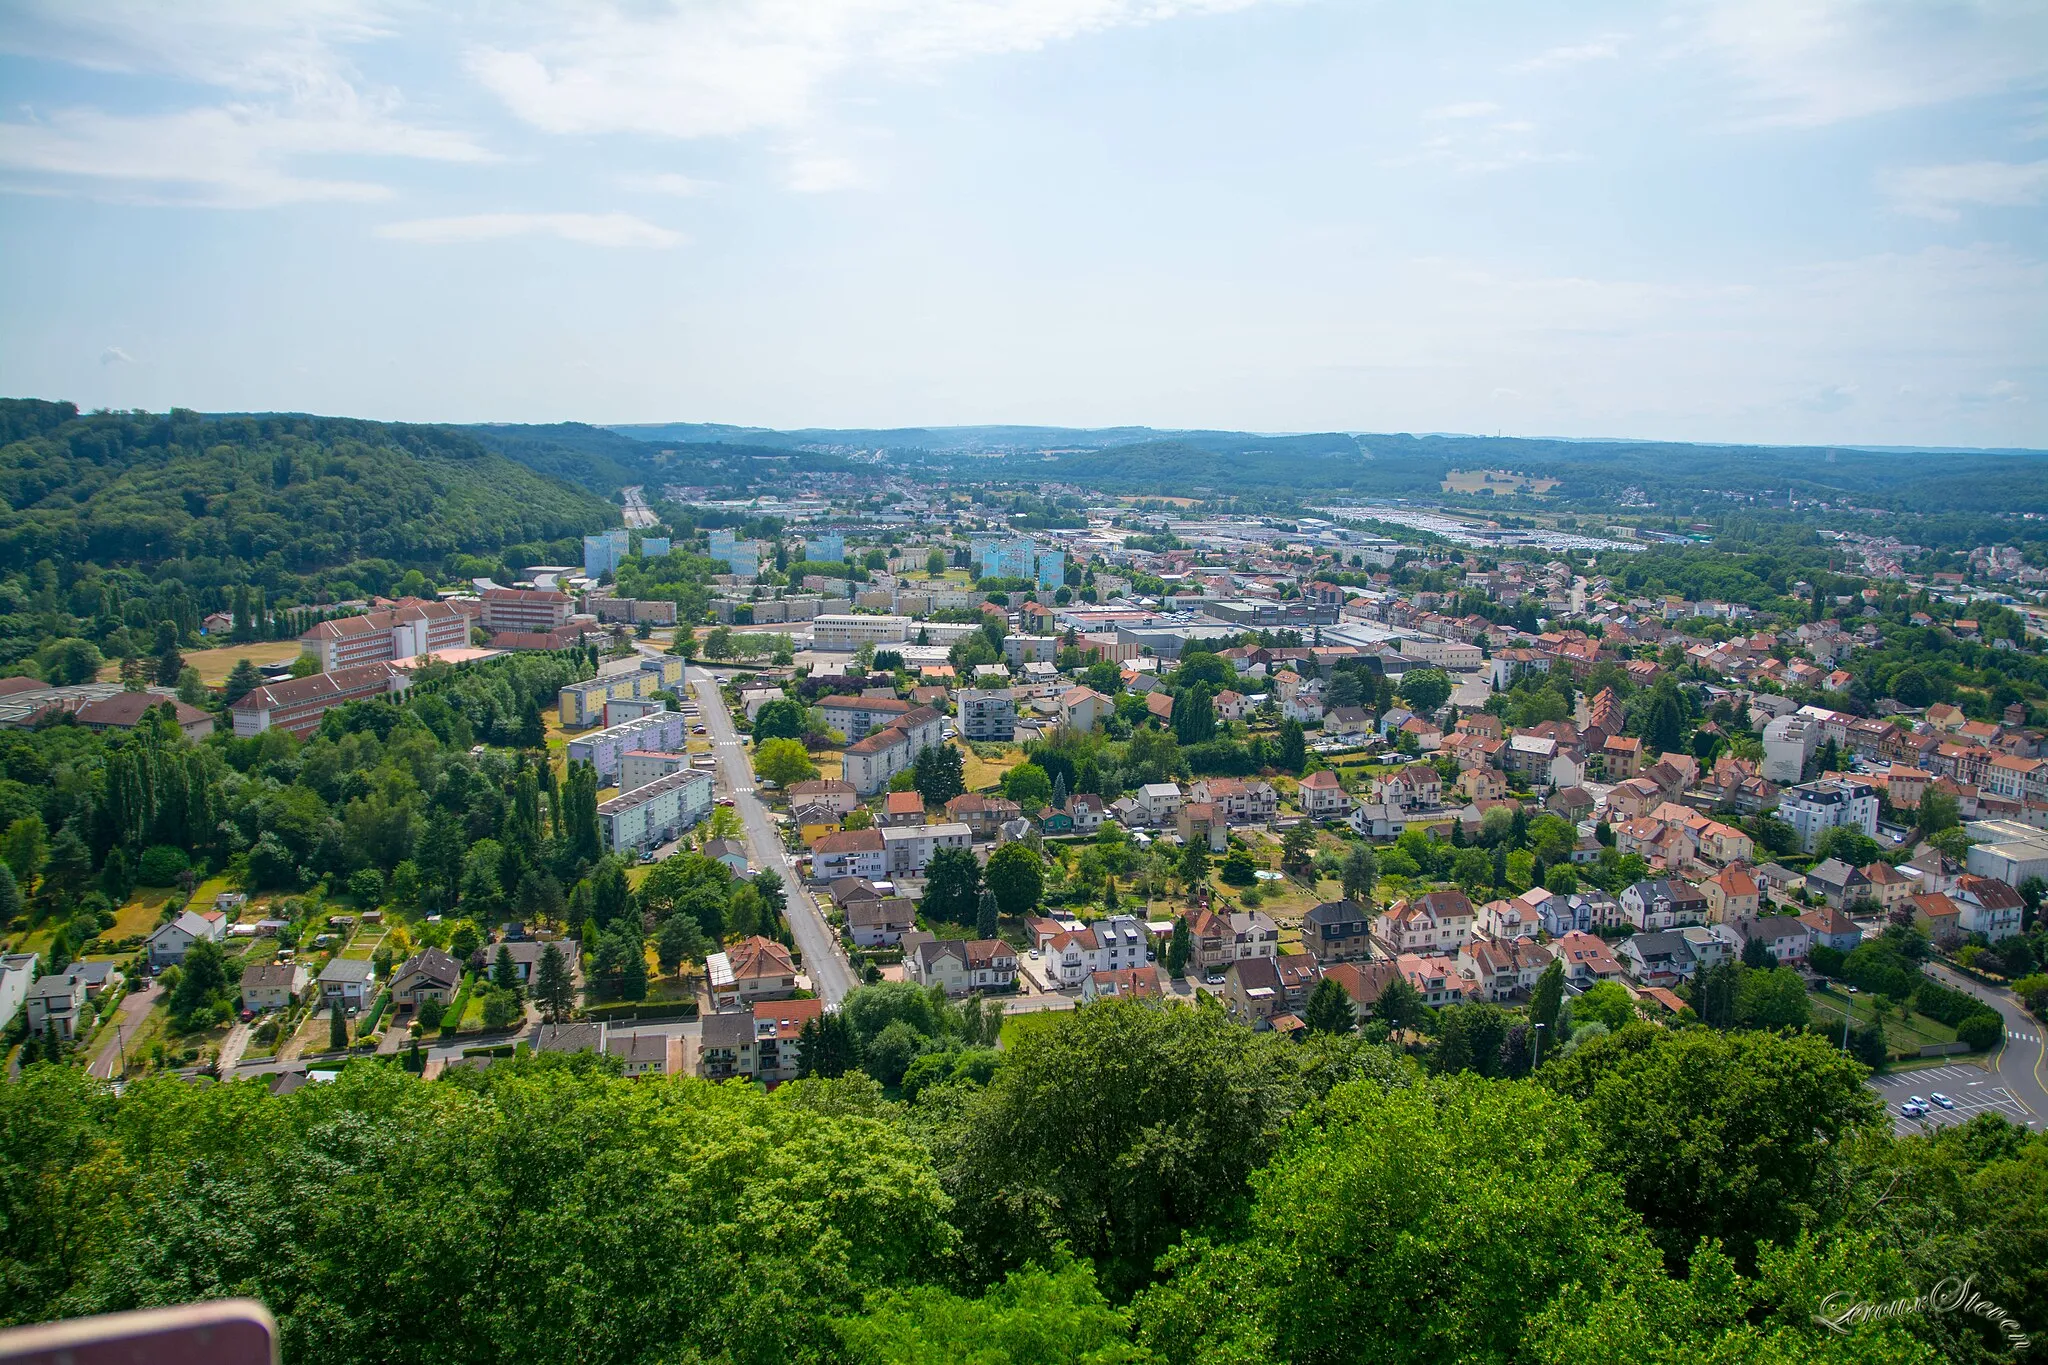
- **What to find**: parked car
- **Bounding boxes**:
[1900,1100,1927,1118]
[1930,1092,1954,1108]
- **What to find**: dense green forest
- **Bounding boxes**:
[462,422,666,495]
[0,651,635,964]
[0,401,617,669]
[3,1011,2040,1364]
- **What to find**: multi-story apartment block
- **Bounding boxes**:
[842,707,946,795]
[1779,777,1880,852]
[298,597,469,672]
[565,711,688,782]
[820,694,913,740]
[880,822,973,876]
[595,768,714,854]
[558,657,685,727]
[956,687,1016,742]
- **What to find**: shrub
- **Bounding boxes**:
[481,988,522,1031]
[1957,1011,2004,1051]
[1912,978,1979,1028]
[417,997,447,1031]
[136,845,191,888]
[1218,849,1259,886]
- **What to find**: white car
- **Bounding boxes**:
[1900,1100,1927,1118]
[1930,1092,1954,1109]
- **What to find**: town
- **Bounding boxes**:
[6,469,2043,1137]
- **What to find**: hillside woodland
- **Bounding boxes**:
[0,401,616,670]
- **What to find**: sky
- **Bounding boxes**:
[0,0,2044,449]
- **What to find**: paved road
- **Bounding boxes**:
[1921,962,2047,1129]
[621,486,659,529]
[688,667,853,1006]
[87,980,157,1079]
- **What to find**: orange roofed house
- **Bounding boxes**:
[707,935,799,1010]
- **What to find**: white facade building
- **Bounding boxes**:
[1779,778,1880,852]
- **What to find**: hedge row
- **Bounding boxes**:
[585,1000,699,1022]
[440,972,477,1040]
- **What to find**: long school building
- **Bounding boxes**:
[298,597,470,672]
[231,662,412,738]
[597,767,715,854]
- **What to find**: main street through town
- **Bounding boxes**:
[689,667,854,1006]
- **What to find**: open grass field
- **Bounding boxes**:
[960,740,1023,793]
[141,640,302,686]
[1441,469,1560,496]
[1809,985,1960,1053]
[999,1009,1061,1050]
[109,887,177,940]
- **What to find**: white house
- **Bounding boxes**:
[881,822,974,876]
[0,952,36,1032]
[1136,783,1184,824]
[147,909,227,968]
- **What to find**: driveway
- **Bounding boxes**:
[688,668,854,1006]
[214,1020,254,1074]
[87,979,158,1079]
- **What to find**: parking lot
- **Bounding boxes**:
[1867,1063,2032,1135]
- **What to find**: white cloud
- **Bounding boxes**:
[1392,105,1577,175]
[0,0,398,92]
[1881,159,2048,220]
[0,1,492,205]
[783,147,864,193]
[1425,101,1500,120]
[618,172,713,196]
[466,0,1275,141]
[374,211,684,247]
[1685,0,2048,128]
[1508,35,1623,73]
[0,95,492,206]
[99,346,132,365]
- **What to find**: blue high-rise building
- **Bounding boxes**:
[584,528,631,577]
[638,536,671,559]
[1036,547,1066,591]
[804,532,844,564]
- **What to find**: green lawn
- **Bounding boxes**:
[998,1010,1061,1051]
[1809,986,1959,1053]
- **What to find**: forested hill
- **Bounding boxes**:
[0,401,617,574]
[461,421,665,495]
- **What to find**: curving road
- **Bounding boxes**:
[1922,961,2046,1130]
[688,667,853,1006]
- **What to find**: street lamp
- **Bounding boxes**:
[1532,1021,1546,1068]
